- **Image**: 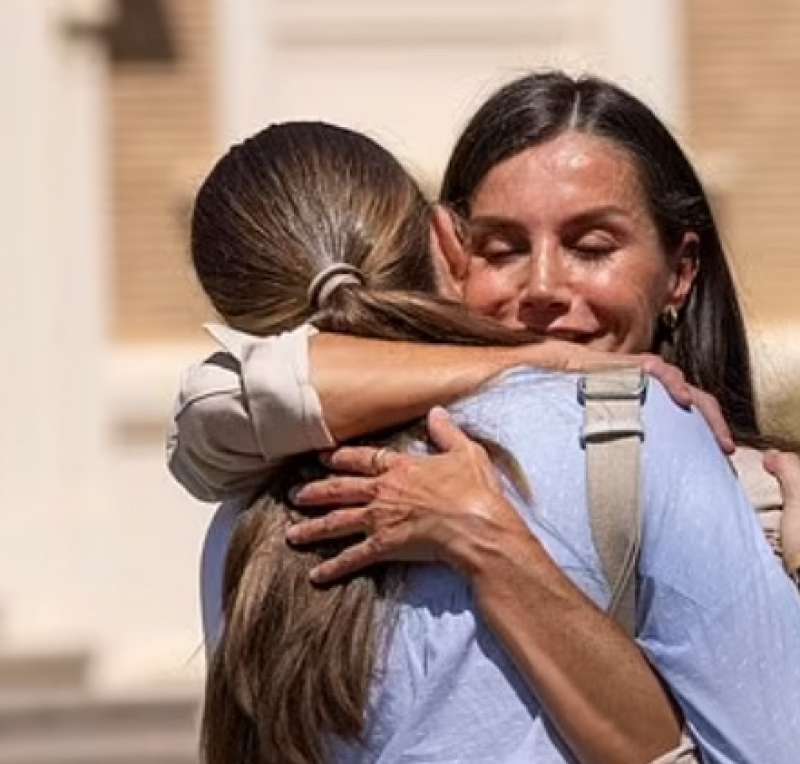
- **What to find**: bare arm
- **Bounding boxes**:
[471,526,681,764]
[312,332,716,445]
[168,329,728,502]
[311,333,558,441]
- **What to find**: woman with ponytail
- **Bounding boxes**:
[189,120,800,764]
[194,120,556,763]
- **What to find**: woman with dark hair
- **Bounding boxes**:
[439,71,757,440]
[170,74,800,762]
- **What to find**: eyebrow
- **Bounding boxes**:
[560,205,631,229]
[464,216,529,238]
[469,205,632,234]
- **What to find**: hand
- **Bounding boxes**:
[763,449,800,572]
[287,407,530,583]
[561,347,734,454]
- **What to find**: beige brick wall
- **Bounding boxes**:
[686,0,800,327]
[111,0,215,342]
[110,3,800,341]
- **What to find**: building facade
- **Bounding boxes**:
[3,0,798,691]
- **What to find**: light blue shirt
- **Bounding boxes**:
[330,369,800,763]
[202,369,800,762]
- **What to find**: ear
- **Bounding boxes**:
[664,231,700,312]
[429,205,470,301]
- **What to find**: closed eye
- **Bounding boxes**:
[469,231,531,267]
[481,235,527,257]
[570,230,619,258]
[465,217,531,263]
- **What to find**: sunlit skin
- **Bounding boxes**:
[457,131,698,353]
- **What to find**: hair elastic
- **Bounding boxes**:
[307,263,366,309]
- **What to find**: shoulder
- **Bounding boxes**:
[642,378,714,453]
[640,377,738,514]
[450,368,582,437]
[638,379,782,610]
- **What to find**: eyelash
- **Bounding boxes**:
[471,233,619,263]
[571,243,616,258]
[473,238,529,259]
[569,233,619,259]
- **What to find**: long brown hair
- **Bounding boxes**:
[441,71,764,444]
[193,122,537,764]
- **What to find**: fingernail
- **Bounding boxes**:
[288,485,307,505]
[430,406,448,420]
[319,451,334,467]
[286,525,299,542]
[309,566,321,583]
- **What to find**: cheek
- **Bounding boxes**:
[585,264,667,351]
[462,261,526,325]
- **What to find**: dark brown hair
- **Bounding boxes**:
[193,122,537,764]
[441,71,764,443]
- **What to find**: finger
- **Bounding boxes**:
[309,535,388,583]
[291,475,376,506]
[689,389,735,454]
[426,406,471,453]
[323,446,403,476]
[763,450,800,492]
[640,356,692,408]
[286,507,369,544]
[763,451,800,571]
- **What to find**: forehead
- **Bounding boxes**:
[470,131,648,223]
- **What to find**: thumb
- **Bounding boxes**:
[427,406,470,453]
[763,450,800,505]
[763,450,800,571]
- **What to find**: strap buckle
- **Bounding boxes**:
[577,370,648,407]
[581,421,645,448]
[578,370,647,448]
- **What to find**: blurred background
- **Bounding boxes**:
[2,0,798,761]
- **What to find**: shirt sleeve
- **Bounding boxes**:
[166,323,335,502]
[637,383,800,763]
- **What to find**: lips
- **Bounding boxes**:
[536,328,602,344]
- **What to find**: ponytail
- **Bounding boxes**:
[196,121,538,764]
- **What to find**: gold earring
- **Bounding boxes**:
[661,305,679,331]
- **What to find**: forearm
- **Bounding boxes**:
[469,523,681,764]
[311,333,571,441]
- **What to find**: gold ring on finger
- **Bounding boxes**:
[371,447,391,475]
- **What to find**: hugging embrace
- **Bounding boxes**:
[168,71,800,764]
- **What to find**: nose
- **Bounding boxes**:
[518,242,572,327]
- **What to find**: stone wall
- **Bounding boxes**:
[686,1,800,431]
[111,0,215,341]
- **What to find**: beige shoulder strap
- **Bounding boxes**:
[579,368,646,637]
[581,371,702,764]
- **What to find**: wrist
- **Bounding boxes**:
[467,522,576,607]
[454,511,544,590]
[513,340,573,373]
